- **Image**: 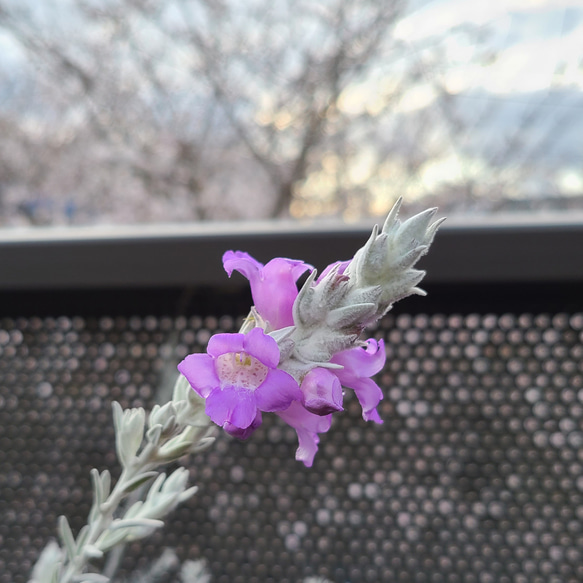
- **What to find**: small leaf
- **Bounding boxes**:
[161,414,177,435]
[178,485,199,504]
[57,515,77,562]
[146,424,162,446]
[121,500,143,519]
[88,470,102,523]
[111,401,123,432]
[109,518,165,531]
[82,544,104,560]
[72,573,109,582]
[100,470,111,500]
[75,525,90,553]
[190,436,216,454]
[30,540,63,583]
[157,438,196,461]
[122,471,158,494]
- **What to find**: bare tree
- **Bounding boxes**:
[0,0,441,224]
[2,0,576,226]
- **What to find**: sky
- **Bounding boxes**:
[1,0,582,222]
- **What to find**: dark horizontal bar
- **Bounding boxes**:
[0,214,582,290]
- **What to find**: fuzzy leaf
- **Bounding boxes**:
[30,541,62,583]
[82,544,104,560]
[122,471,158,494]
[108,518,165,531]
[72,574,109,583]
[57,515,77,562]
[146,424,162,446]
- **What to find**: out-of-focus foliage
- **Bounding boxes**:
[0,0,582,226]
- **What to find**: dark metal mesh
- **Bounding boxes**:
[1,311,583,583]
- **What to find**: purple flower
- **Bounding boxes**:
[178,327,302,434]
[276,401,332,467]
[331,339,386,423]
[316,259,350,282]
[300,367,343,416]
[223,251,312,330]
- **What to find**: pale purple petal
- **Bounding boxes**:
[345,376,384,423]
[207,332,245,358]
[255,258,312,329]
[177,353,220,399]
[276,401,332,467]
[254,369,302,412]
[331,339,386,423]
[317,259,350,282]
[223,250,263,280]
[331,339,386,377]
[300,368,343,415]
[242,327,280,368]
[223,250,311,330]
[224,410,263,439]
[205,386,257,429]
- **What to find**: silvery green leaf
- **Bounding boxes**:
[146,473,166,499]
[123,500,144,519]
[189,435,216,454]
[149,402,177,430]
[81,544,103,560]
[161,467,188,495]
[346,285,381,306]
[294,329,357,364]
[111,401,124,434]
[425,216,447,244]
[346,201,444,313]
[379,268,426,305]
[179,394,212,427]
[123,408,146,461]
[172,373,192,403]
[141,471,189,519]
[292,269,318,326]
[312,263,349,309]
[108,518,165,531]
[95,528,132,551]
[381,196,402,235]
[161,414,177,435]
[88,469,102,523]
[114,406,146,467]
[72,574,109,583]
[392,244,428,271]
[100,470,111,499]
[122,471,158,494]
[268,325,295,343]
[74,525,90,553]
[30,540,62,583]
[398,207,438,245]
[57,515,77,562]
[177,485,198,504]
[88,469,112,523]
[146,424,162,446]
[326,303,377,329]
[181,559,211,583]
[157,435,198,461]
[112,402,129,468]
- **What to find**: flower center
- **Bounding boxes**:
[215,352,269,390]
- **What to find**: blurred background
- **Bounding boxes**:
[0,0,582,227]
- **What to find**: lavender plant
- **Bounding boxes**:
[29,198,443,582]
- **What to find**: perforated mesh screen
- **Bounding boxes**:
[1,311,583,583]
